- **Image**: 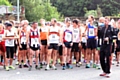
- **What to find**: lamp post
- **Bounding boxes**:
[17,0,20,22]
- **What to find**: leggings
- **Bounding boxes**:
[6,47,14,58]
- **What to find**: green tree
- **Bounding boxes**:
[0,0,11,6]
[84,10,97,18]
[100,0,120,16]
[8,0,63,22]
[50,0,120,17]
[51,0,86,17]
[40,0,63,21]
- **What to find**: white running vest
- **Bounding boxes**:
[30,29,39,48]
[5,30,15,47]
[72,28,80,43]
[63,27,73,42]
[48,26,59,44]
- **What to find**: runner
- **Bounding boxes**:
[18,23,29,68]
[62,18,73,70]
[23,20,31,65]
[0,24,6,68]
[80,23,87,63]
[57,22,63,65]
[85,15,97,68]
[39,19,48,68]
[45,18,61,70]
[99,17,114,78]
[3,23,19,71]
[28,22,40,71]
[10,20,18,60]
[71,19,81,67]
[115,19,120,66]
[16,21,24,65]
[116,30,120,66]
[110,19,117,66]
[81,32,87,63]
[78,21,82,65]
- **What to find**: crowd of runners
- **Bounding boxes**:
[0,15,120,78]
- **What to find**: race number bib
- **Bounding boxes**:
[35,38,39,43]
[31,38,39,47]
[73,29,79,40]
[0,35,2,41]
[50,34,58,41]
[21,37,26,44]
[82,37,87,43]
[89,28,94,36]
[7,40,14,45]
[65,32,72,42]
[52,34,56,39]
[74,34,77,39]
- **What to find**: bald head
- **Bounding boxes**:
[99,17,105,23]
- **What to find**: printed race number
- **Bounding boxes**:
[8,40,14,45]
[21,37,26,43]
[52,35,55,38]
[89,28,94,36]
[65,32,72,42]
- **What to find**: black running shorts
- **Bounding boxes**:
[71,43,79,52]
[41,40,47,45]
[19,44,27,50]
[48,43,58,50]
[64,42,71,48]
[87,38,96,50]
[6,47,14,58]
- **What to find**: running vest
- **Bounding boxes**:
[87,24,95,38]
[29,29,39,48]
[72,28,80,43]
[5,30,15,47]
[63,27,72,42]
[40,26,48,40]
[0,30,5,44]
[48,26,59,44]
[20,31,27,44]
[82,36,87,43]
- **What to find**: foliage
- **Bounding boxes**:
[84,10,97,18]
[8,0,63,22]
[84,5,103,18]
[0,0,11,6]
[50,0,120,17]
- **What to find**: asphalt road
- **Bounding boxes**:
[0,61,120,80]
